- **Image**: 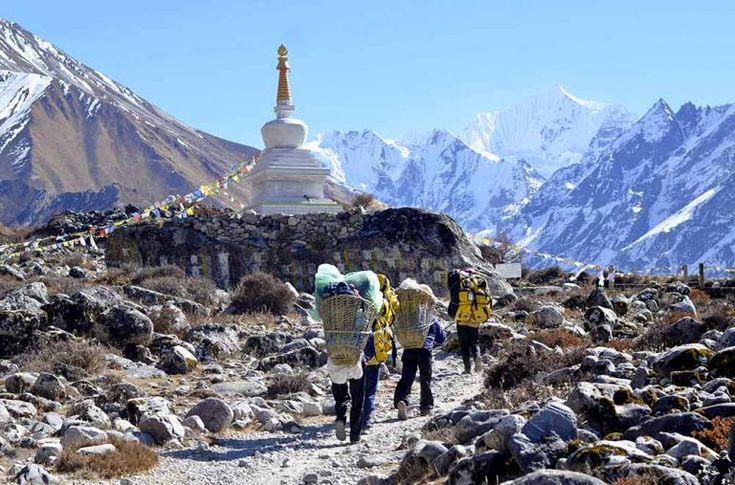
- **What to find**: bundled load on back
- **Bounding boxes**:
[447,268,492,326]
[394,279,437,349]
[314,264,382,366]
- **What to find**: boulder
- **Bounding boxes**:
[147,303,190,335]
[13,464,58,485]
[259,346,324,371]
[34,442,62,465]
[61,425,108,449]
[623,412,711,440]
[522,401,577,443]
[242,332,293,357]
[433,445,470,477]
[186,397,233,432]
[529,306,564,329]
[666,281,692,296]
[447,450,509,485]
[585,288,613,310]
[651,344,713,375]
[95,304,153,347]
[159,345,198,374]
[76,443,117,456]
[122,285,207,316]
[594,463,698,485]
[664,318,705,346]
[68,400,111,429]
[478,414,526,453]
[30,373,66,401]
[186,324,240,361]
[0,398,37,419]
[139,414,186,443]
[0,302,46,356]
[611,295,630,317]
[565,440,652,472]
[709,346,735,377]
[5,372,37,394]
[670,296,697,317]
[502,470,606,485]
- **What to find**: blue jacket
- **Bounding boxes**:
[423,318,446,350]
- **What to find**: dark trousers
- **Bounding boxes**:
[361,364,380,428]
[331,368,366,440]
[394,348,433,411]
[457,325,480,370]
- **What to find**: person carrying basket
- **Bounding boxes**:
[392,280,446,420]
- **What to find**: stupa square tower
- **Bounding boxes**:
[242,45,341,215]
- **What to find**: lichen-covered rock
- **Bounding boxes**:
[30,373,66,401]
[622,412,711,440]
[530,306,564,329]
[709,346,735,377]
[147,303,190,335]
[504,470,606,485]
[651,344,713,375]
[585,288,613,310]
[94,304,153,347]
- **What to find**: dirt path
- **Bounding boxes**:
[117,352,482,485]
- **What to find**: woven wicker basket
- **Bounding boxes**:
[394,289,434,349]
[319,294,378,365]
[324,330,372,366]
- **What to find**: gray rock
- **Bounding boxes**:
[13,463,58,484]
[664,318,705,346]
[651,344,713,375]
[30,373,65,401]
[433,445,470,477]
[76,443,117,456]
[61,425,107,449]
[34,442,62,465]
[68,400,111,429]
[478,414,526,453]
[623,412,711,440]
[594,463,698,485]
[530,306,564,329]
[447,450,508,485]
[585,288,613,310]
[186,397,233,432]
[95,304,154,347]
[139,414,185,443]
[182,415,207,434]
[416,440,448,466]
[5,373,37,394]
[148,303,190,335]
[522,401,577,443]
[159,345,198,374]
[212,380,267,397]
[670,296,697,316]
[0,398,36,419]
[502,469,606,485]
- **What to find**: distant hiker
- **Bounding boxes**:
[597,267,605,287]
[394,316,446,419]
[606,266,616,289]
[362,274,399,431]
[447,268,492,374]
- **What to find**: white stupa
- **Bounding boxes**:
[242,44,341,215]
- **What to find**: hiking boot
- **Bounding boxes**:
[397,401,408,421]
[335,419,346,441]
[474,356,483,373]
[463,366,472,375]
[420,408,432,417]
[350,434,361,445]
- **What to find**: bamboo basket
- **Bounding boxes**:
[324,330,372,366]
[394,289,434,349]
[319,294,378,365]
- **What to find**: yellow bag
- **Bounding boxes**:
[449,270,492,327]
[368,274,398,365]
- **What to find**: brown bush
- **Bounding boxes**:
[230,272,296,315]
[131,265,187,285]
[56,437,158,479]
[693,416,734,451]
[421,426,457,445]
[607,338,635,352]
[0,274,24,298]
[702,302,735,331]
[690,288,711,305]
[267,373,313,397]
[530,329,586,349]
[0,224,32,243]
[40,275,90,296]
[15,338,111,378]
[484,339,586,390]
[349,192,377,209]
[183,276,219,307]
[632,320,671,352]
[483,380,571,410]
[511,298,540,313]
[526,266,567,285]
[137,275,184,296]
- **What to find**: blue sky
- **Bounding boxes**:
[5,1,735,147]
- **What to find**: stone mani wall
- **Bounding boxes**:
[106,208,510,296]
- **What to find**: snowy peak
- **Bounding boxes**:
[463,86,636,176]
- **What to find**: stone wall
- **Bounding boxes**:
[105,208,511,296]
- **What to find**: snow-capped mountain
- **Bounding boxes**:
[310,129,544,231]
[0,19,257,225]
[463,86,635,177]
[503,99,735,272]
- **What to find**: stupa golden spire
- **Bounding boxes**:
[276,44,292,106]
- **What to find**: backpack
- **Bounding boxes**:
[368,274,398,365]
[447,268,492,327]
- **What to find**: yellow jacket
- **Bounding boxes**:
[367,274,399,365]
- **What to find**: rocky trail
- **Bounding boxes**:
[131,354,482,485]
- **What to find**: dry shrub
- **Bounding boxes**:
[98,263,139,286]
[632,320,671,352]
[15,338,110,378]
[530,329,586,349]
[131,265,187,284]
[421,426,457,445]
[526,266,567,285]
[0,224,32,243]
[511,298,540,313]
[137,275,184,296]
[183,276,219,307]
[702,302,735,332]
[350,192,377,209]
[611,473,661,485]
[0,274,24,298]
[56,437,158,479]
[693,416,734,451]
[484,339,587,390]
[483,380,571,410]
[663,311,695,326]
[607,338,635,352]
[40,275,89,295]
[231,272,295,315]
[690,288,711,305]
[267,373,313,397]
